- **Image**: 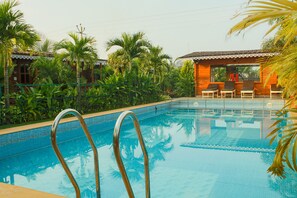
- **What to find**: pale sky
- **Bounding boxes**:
[17,0,269,60]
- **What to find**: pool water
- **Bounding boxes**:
[1,108,297,197]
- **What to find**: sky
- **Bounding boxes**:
[17,0,270,60]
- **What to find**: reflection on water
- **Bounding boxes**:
[0,108,296,197]
[176,109,279,152]
[110,124,173,183]
[186,116,277,152]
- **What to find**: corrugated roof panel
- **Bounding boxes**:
[179,50,278,60]
[192,52,277,61]
[11,54,39,60]
[11,53,107,65]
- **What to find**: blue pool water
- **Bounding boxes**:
[1,101,297,197]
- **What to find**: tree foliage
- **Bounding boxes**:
[229,0,297,177]
[30,57,76,84]
[142,45,171,83]
[161,65,180,97]
[0,0,38,107]
[176,60,194,97]
[55,32,98,105]
[34,38,54,54]
[106,32,150,74]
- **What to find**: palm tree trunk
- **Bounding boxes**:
[153,69,157,83]
[76,62,81,110]
[100,63,102,81]
[4,62,9,108]
[91,65,95,83]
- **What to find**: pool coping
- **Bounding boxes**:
[0,100,173,135]
[0,182,64,198]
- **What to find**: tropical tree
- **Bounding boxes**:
[30,57,76,84]
[228,0,297,177]
[107,52,130,74]
[54,32,98,106]
[142,46,171,83]
[161,64,180,96]
[106,32,150,74]
[30,57,60,83]
[0,0,38,107]
[34,38,53,55]
[176,60,194,97]
[95,64,114,81]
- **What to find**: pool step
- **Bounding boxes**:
[181,143,275,153]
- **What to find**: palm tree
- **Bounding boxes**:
[55,33,97,107]
[143,46,171,83]
[106,32,150,74]
[229,0,297,47]
[228,0,297,177]
[30,57,59,83]
[161,64,180,96]
[34,38,53,55]
[0,0,38,107]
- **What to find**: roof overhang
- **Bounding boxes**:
[11,54,41,60]
[11,52,107,65]
[179,50,278,62]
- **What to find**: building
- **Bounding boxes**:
[10,51,107,86]
[180,50,278,96]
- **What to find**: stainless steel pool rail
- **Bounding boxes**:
[113,111,150,198]
[51,109,100,198]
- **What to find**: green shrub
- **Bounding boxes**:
[176,61,194,97]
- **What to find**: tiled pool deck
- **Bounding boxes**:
[0,182,63,198]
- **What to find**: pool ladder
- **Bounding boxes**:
[51,109,100,198]
[51,109,150,198]
[113,111,150,198]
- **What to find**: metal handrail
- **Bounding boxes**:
[51,109,100,198]
[113,111,150,198]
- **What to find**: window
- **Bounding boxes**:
[210,66,227,82]
[20,64,30,83]
[211,64,260,82]
[236,65,260,82]
[211,66,227,82]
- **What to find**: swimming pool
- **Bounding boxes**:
[0,99,296,197]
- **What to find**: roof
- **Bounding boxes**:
[96,59,107,65]
[11,52,107,65]
[179,50,278,61]
[12,53,43,60]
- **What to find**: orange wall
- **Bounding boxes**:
[194,57,278,95]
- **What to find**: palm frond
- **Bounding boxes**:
[106,32,151,74]
[228,0,297,39]
[267,96,297,177]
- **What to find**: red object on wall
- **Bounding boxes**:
[229,73,239,82]
[229,73,235,81]
[235,73,239,82]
